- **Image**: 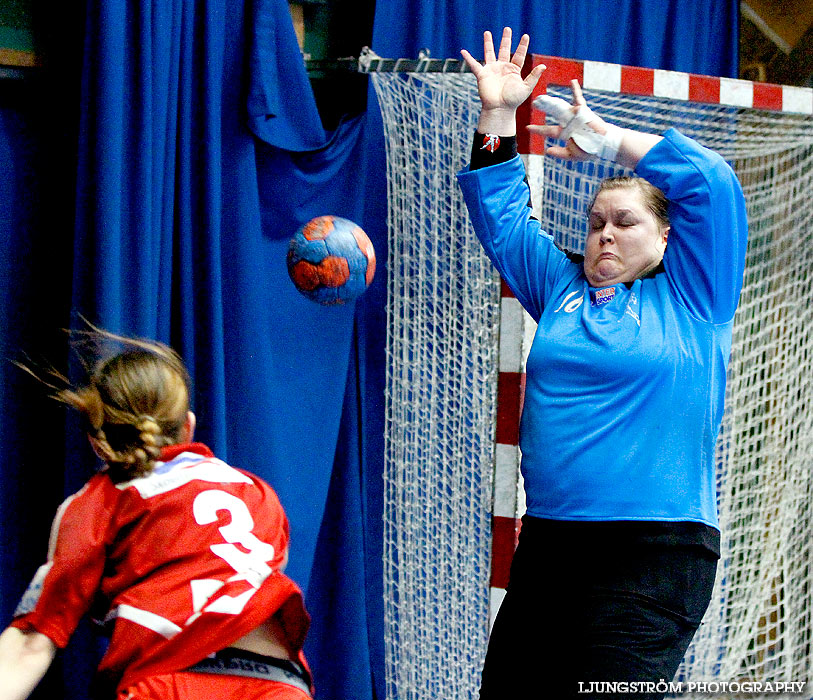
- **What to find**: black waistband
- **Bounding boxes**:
[186,647,311,695]
[520,516,721,558]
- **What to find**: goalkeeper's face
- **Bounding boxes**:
[584,187,670,288]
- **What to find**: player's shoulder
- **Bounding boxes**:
[113,451,255,500]
[62,473,115,512]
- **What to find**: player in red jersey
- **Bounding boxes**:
[0,331,314,700]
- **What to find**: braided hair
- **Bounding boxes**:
[57,334,192,481]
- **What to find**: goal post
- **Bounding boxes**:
[364,48,813,699]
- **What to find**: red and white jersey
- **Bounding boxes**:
[11,443,310,694]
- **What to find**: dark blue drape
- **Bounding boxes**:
[372,0,739,77]
[0,91,69,629]
[67,3,373,698]
[0,1,737,699]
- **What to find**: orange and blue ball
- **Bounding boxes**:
[287,215,376,305]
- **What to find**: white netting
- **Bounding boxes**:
[375,71,499,700]
[373,69,813,700]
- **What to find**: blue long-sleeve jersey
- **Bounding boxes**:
[457,129,748,527]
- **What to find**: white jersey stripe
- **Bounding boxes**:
[116,455,253,498]
[47,485,89,559]
[107,604,182,639]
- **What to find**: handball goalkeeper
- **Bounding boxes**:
[459,27,747,700]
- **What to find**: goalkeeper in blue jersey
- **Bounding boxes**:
[459,28,748,700]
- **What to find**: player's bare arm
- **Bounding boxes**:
[0,627,56,700]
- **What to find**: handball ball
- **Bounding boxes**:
[287,216,376,305]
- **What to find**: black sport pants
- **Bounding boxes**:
[479,516,718,700]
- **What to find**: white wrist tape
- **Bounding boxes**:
[532,95,625,162]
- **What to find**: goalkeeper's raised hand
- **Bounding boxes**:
[460,27,546,137]
[530,78,663,168]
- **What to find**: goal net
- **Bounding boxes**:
[368,52,813,700]
[374,64,499,700]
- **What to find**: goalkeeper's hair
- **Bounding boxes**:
[591,176,670,229]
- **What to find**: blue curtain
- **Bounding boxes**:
[372,0,739,77]
[0,1,737,699]
[66,2,379,699]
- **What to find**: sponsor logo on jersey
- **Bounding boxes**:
[595,287,616,305]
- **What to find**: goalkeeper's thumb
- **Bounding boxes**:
[532,95,625,162]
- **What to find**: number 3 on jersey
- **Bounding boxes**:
[186,489,277,623]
